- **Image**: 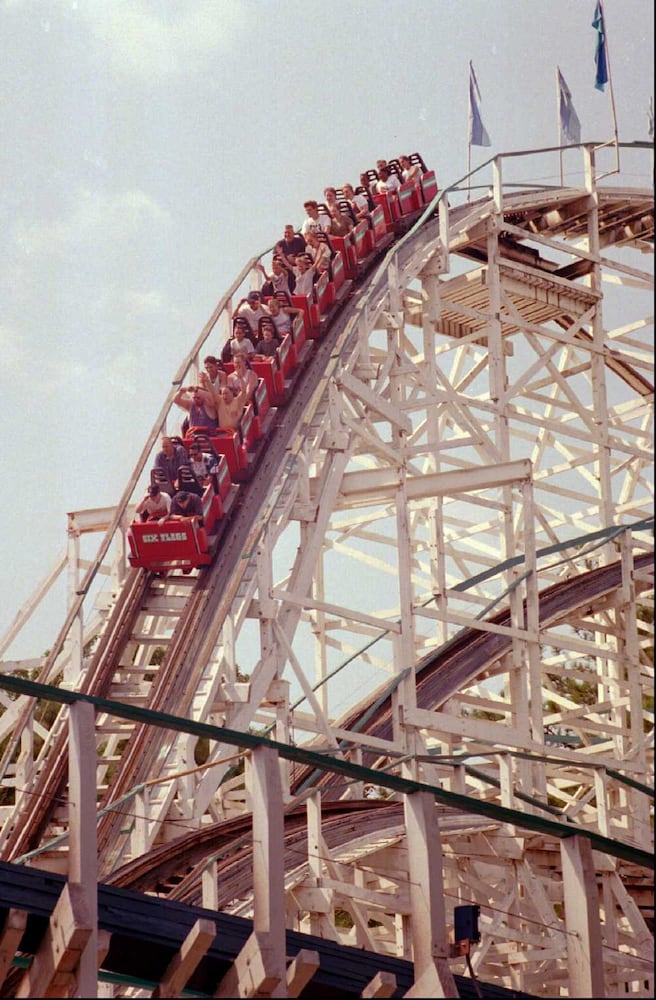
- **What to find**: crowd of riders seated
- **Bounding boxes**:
[141,153,431,532]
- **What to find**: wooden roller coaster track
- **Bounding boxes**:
[0,142,653,998]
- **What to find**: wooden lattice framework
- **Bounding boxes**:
[0,142,653,998]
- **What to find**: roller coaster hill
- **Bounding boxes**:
[0,140,653,999]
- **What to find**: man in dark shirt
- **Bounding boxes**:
[276,224,306,259]
[169,490,204,521]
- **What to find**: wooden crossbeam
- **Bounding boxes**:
[153,917,216,998]
[361,970,397,998]
[0,907,27,989]
[285,948,319,996]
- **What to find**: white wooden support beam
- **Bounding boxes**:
[68,698,98,998]
[202,859,219,911]
[402,790,458,998]
[333,459,531,504]
[560,835,605,998]
[0,908,27,989]
[285,949,319,996]
[438,200,450,264]
[251,746,285,945]
[361,970,397,998]
[132,785,150,857]
[153,918,216,998]
[64,527,83,685]
[306,791,323,883]
[16,882,92,998]
[217,745,288,997]
[492,156,503,213]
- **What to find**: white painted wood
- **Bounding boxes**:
[560,835,605,998]
[403,791,458,997]
[2,145,653,998]
[68,700,98,998]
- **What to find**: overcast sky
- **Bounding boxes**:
[1,0,653,661]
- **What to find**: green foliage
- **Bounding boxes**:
[469,708,506,723]
[544,670,597,712]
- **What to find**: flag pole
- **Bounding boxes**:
[467,62,473,201]
[557,66,564,186]
[467,137,472,201]
[595,0,620,176]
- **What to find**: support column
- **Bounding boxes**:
[560,835,604,998]
[216,745,286,997]
[403,790,458,998]
[68,699,98,998]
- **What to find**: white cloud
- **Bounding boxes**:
[0,324,29,379]
[123,289,176,319]
[73,0,245,79]
[102,350,143,394]
[14,188,171,256]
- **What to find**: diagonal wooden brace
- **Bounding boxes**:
[153,918,216,998]
[0,908,27,990]
[361,969,398,998]
[285,948,319,997]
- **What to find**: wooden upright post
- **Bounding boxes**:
[215,745,287,998]
[68,700,99,997]
[403,790,458,998]
[561,835,605,998]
